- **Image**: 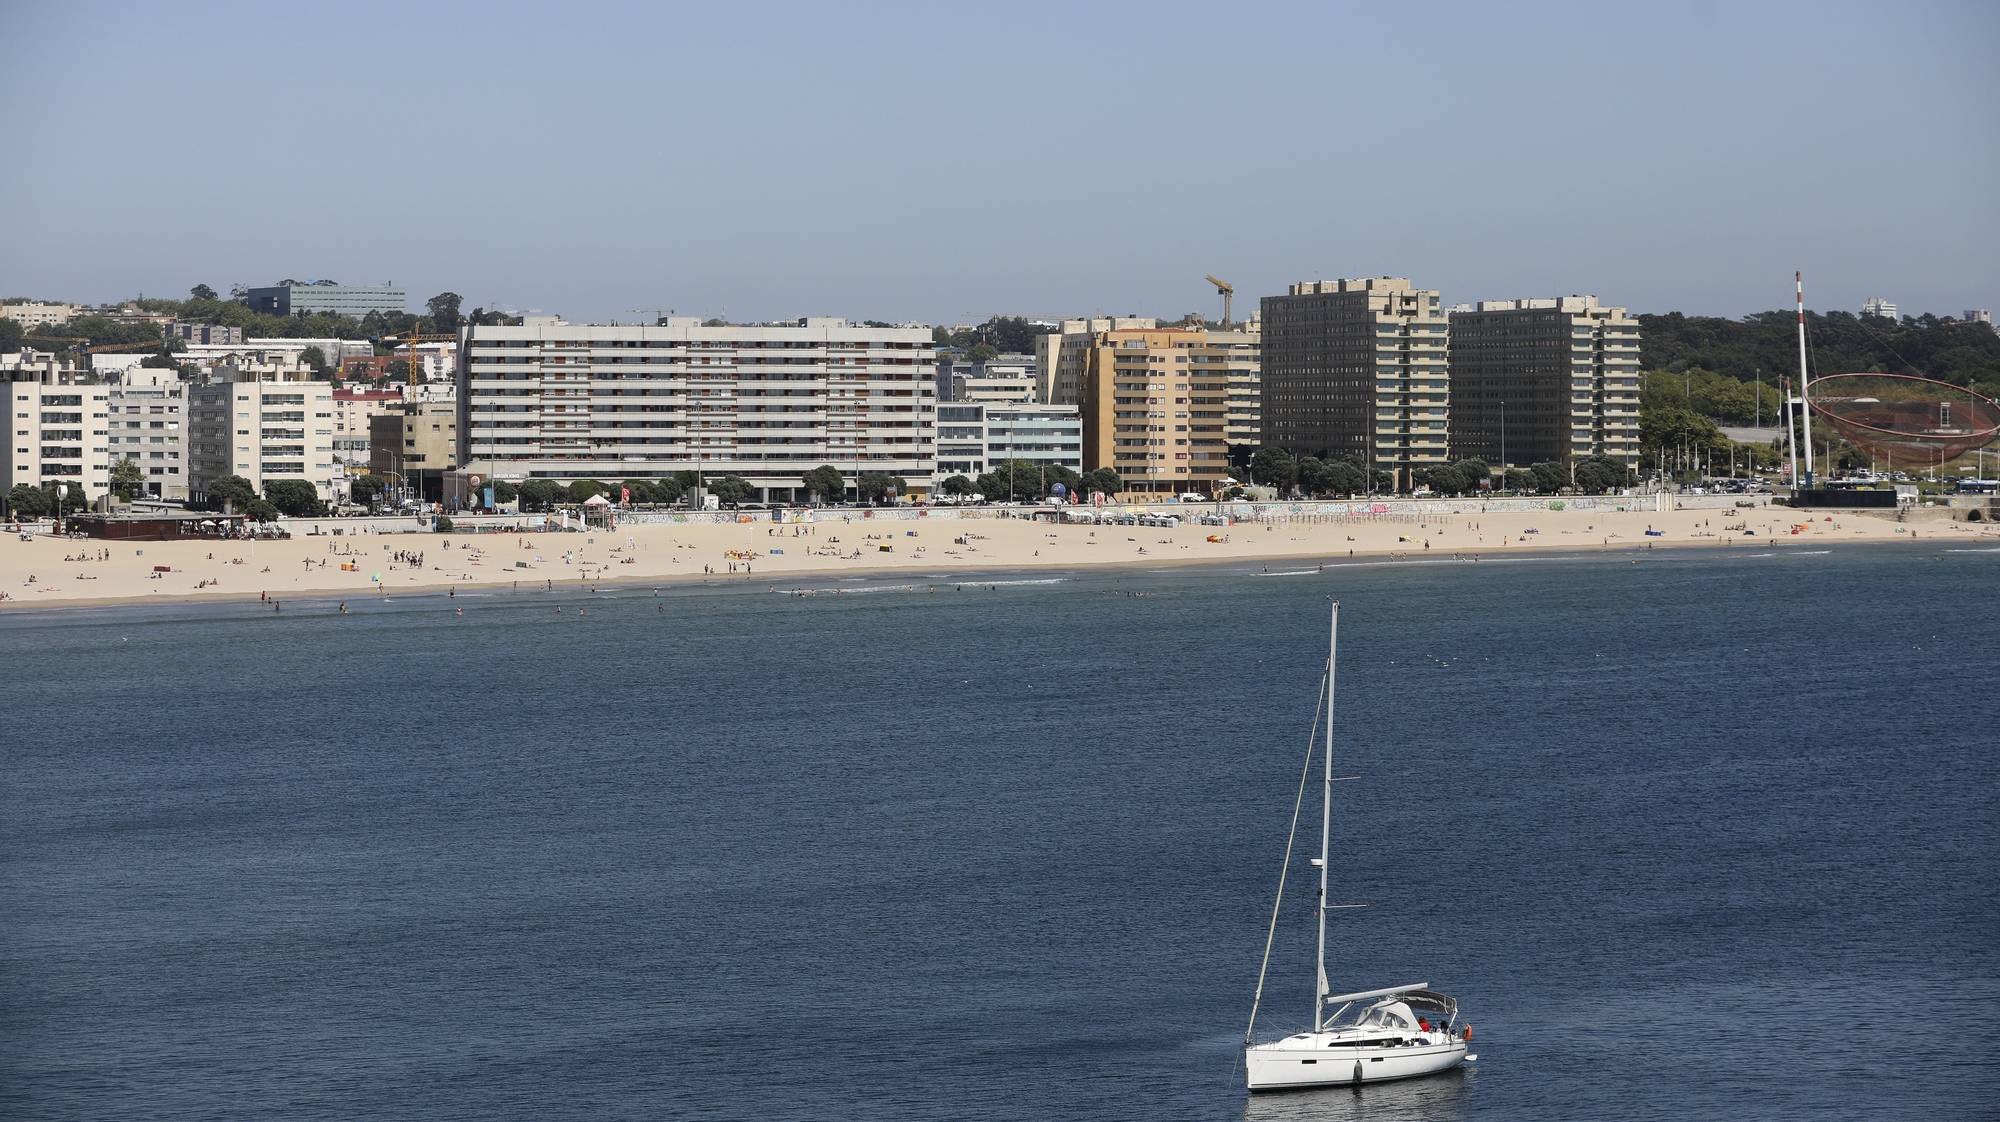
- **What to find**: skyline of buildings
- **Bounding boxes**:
[17,262,2000,517]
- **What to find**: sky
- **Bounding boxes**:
[3,0,1994,325]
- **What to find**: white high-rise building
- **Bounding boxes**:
[457,316,937,500]
[187,371,337,506]
[1861,296,1898,320]
[1965,309,1993,327]
[2,352,111,508]
[107,368,188,500]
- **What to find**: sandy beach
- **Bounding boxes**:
[4,505,1991,612]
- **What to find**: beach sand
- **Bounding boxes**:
[3,506,1991,611]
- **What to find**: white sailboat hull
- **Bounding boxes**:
[1245,1037,1468,1091]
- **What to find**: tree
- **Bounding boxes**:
[708,476,754,506]
[6,483,51,518]
[1530,461,1567,493]
[110,456,145,500]
[190,284,218,301]
[204,475,257,512]
[567,479,607,502]
[427,292,463,333]
[490,479,518,506]
[139,349,179,369]
[245,498,280,523]
[299,345,329,374]
[1571,455,1628,494]
[1081,467,1122,498]
[46,481,91,514]
[1453,458,1491,492]
[516,478,563,512]
[651,476,686,505]
[940,474,974,497]
[1418,464,1468,496]
[351,474,387,506]
[0,318,22,354]
[385,359,412,381]
[1297,456,1333,497]
[1502,467,1536,493]
[1250,447,1299,493]
[801,464,846,503]
[1324,460,1365,496]
[857,472,903,503]
[264,479,324,517]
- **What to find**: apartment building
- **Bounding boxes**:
[2,353,111,505]
[331,387,405,464]
[1446,296,1642,470]
[1077,326,1231,496]
[1041,316,1159,405]
[1861,296,1898,320]
[1,302,77,329]
[170,323,244,345]
[243,282,406,318]
[369,401,459,479]
[1259,277,1448,490]
[1193,325,1261,453]
[107,368,188,500]
[457,316,937,500]
[940,352,1039,404]
[186,371,337,505]
[936,402,1082,480]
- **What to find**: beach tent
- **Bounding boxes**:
[582,493,612,507]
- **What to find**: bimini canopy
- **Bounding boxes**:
[1395,989,1460,1020]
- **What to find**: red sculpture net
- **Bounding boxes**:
[1807,373,2000,467]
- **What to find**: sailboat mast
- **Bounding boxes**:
[1796,271,1815,487]
[1314,601,1338,1031]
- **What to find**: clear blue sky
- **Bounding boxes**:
[3,0,1993,324]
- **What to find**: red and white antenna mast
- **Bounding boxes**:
[1796,271,1814,487]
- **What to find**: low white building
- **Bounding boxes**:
[3,351,111,507]
[936,402,1082,481]
[176,338,371,371]
[187,370,337,506]
[107,368,188,501]
[944,352,1040,404]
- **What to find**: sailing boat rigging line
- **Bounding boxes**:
[1244,662,1329,1046]
[1242,602,1473,1091]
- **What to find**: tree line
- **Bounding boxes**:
[1639,310,2000,398]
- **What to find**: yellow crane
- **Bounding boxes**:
[1205,275,1234,327]
[378,332,458,383]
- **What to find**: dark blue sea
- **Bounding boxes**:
[3,544,1997,1121]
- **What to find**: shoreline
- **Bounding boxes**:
[1,518,1978,615]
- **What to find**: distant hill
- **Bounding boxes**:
[1639,311,2000,396]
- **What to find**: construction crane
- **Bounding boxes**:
[377,332,459,384]
[1205,275,1234,327]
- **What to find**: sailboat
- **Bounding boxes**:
[1243,602,1474,1091]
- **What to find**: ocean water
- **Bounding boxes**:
[2,545,1996,1121]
